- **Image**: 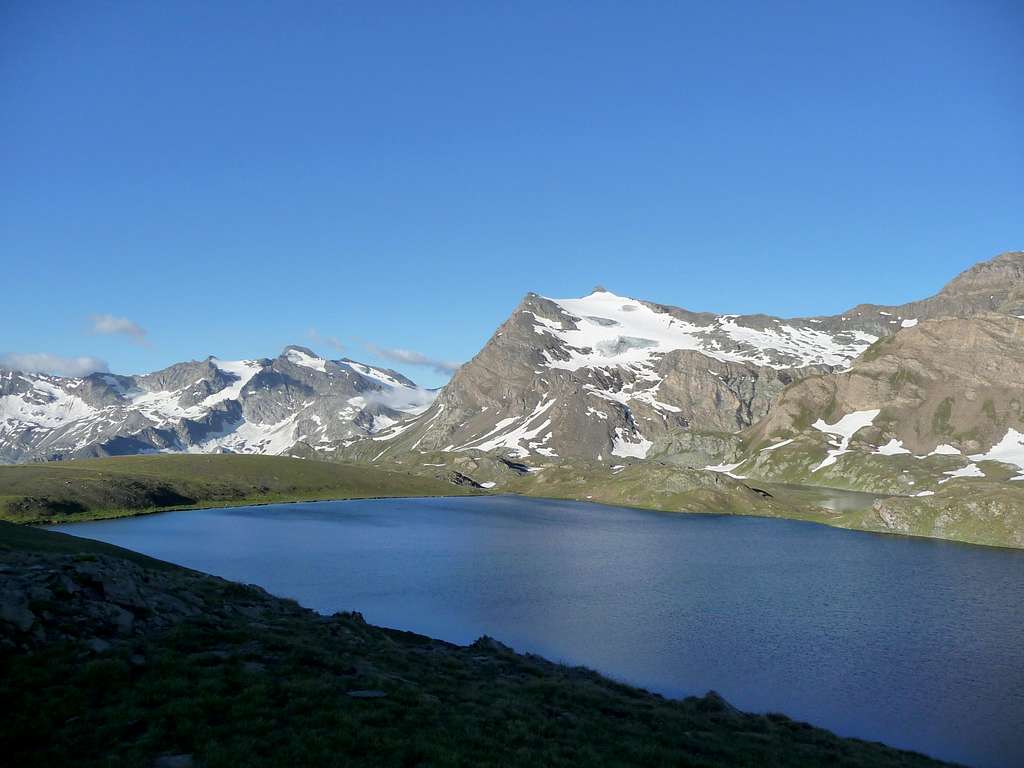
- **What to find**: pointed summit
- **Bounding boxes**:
[281,344,318,358]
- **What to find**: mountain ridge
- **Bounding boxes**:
[352,251,1024,468]
[4,251,1023,546]
[0,346,435,463]
[4,251,1022,468]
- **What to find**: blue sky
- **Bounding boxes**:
[2,1,1021,387]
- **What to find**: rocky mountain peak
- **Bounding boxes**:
[347,250,1024,474]
[940,251,1024,296]
[281,344,318,357]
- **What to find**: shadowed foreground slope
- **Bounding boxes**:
[0,523,949,767]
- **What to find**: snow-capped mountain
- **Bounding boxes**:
[348,290,886,466]
[7,250,1024,483]
[0,346,433,462]
[351,251,1024,468]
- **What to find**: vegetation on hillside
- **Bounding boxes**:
[3,452,1020,549]
[0,454,474,525]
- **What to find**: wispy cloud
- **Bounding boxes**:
[361,386,438,411]
[90,313,149,345]
[0,352,109,377]
[364,343,461,376]
[306,328,345,355]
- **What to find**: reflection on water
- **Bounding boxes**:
[763,483,885,512]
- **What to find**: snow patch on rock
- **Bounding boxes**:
[285,348,327,371]
[704,461,747,479]
[611,427,653,459]
[810,409,880,472]
[535,291,877,373]
[939,463,986,483]
[969,428,1024,480]
[457,399,556,458]
[874,438,911,456]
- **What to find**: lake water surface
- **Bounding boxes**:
[53,496,1024,767]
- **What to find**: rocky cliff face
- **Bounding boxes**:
[0,347,433,463]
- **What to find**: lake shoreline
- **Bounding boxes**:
[4,454,1019,549]
[1,519,953,767]
[37,483,1024,553]
[48,495,1024,766]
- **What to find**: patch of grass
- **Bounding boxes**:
[857,336,896,364]
[867,481,1024,548]
[890,367,922,389]
[0,455,475,525]
[982,399,997,421]
[931,398,954,436]
[791,403,820,432]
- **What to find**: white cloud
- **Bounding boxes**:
[362,386,438,411]
[306,328,345,354]
[90,313,148,345]
[365,343,460,375]
[0,352,109,377]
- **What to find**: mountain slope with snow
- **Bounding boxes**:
[345,251,1024,476]
[733,313,1024,498]
[0,346,433,463]
[344,290,883,467]
[534,290,877,371]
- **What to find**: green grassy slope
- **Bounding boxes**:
[0,454,473,524]
[357,451,895,534]
[854,480,1024,548]
[0,522,950,768]
[363,450,1024,549]
[5,452,1018,548]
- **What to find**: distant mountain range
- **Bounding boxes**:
[4,250,1024,545]
[0,346,433,462]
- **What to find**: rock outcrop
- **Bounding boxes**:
[735,314,1024,496]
